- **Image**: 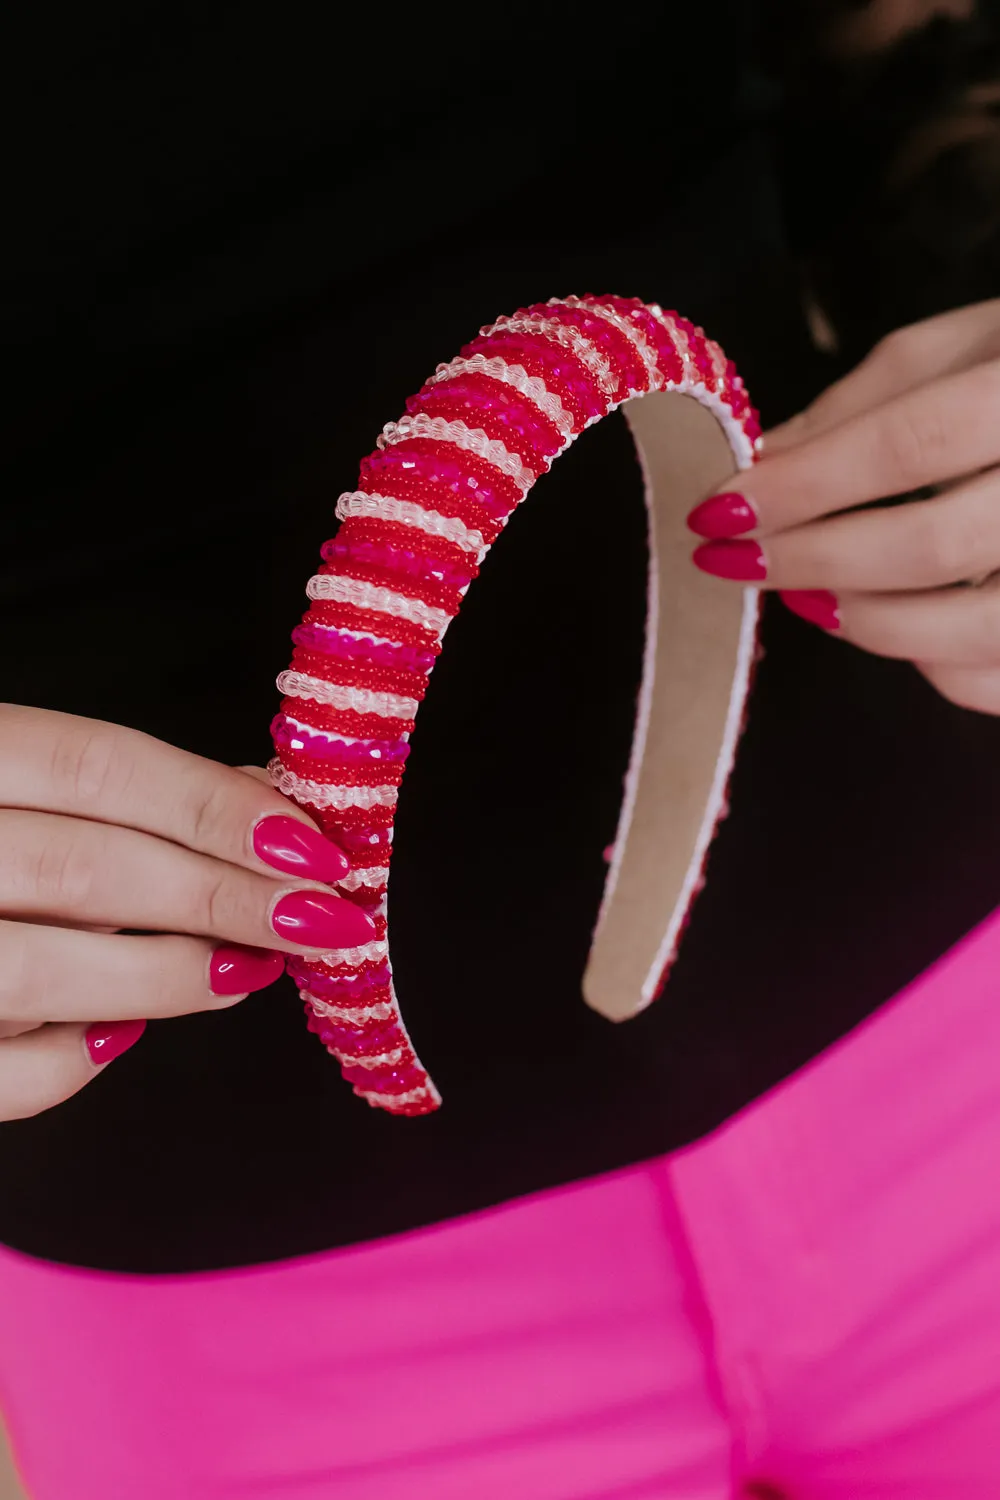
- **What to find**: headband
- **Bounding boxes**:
[270,296,761,1114]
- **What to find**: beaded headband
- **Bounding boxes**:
[270,296,761,1115]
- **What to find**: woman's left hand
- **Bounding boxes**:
[687,299,1000,713]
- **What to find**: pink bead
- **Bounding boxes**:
[291,960,391,1004]
[341,1060,426,1095]
[270,714,409,765]
[462,334,609,422]
[322,535,476,589]
[322,1019,402,1056]
[408,374,564,459]
[586,296,683,386]
[291,623,436,674]
[360,445,514,519]
[525,302,645,397]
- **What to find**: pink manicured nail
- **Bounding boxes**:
[210,945,285,996]
[252,815,350,883]
[779,589,841,631]
[86,1019,146,1067]
[692,540,767,581]
[270,890,377,949]
[686,491,758,538]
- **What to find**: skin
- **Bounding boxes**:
[704,299,1000,713]
[0,707,361,1120]
[825,0,975,58]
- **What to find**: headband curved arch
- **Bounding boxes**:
[270,296,761,1115]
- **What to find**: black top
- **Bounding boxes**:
[3,4,1000,1273]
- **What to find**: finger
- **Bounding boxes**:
[764,302,1000,453]
[0,708,349,885]
[235,765,273,785]
[0,810,376,956]
[0,920,282,1025]
[917,662,1000,715]
[692,357,1000,537]
[782,576,1000,667]
[0,1024,103,1121]
[708,467,1000,593]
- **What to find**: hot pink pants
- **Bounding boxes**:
[3,909,1000,1499]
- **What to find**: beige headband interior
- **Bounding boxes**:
[582,391,756,1022]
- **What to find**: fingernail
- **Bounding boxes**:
[210,945,286,996]
[692,540,767,581]
[779,589,841,631]
[686,491,758,538]
[86,1019,147,1067]
[252,815,350,883]
[270,890,377,949]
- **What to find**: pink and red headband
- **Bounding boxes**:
[270,296,761,1114]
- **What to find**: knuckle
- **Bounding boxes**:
[201,867,258,940]
[25,833,95,913]
[906,507,979,583]
[882,404,950,490]
[181,775,243,857]
[50,726,132,813]
[871,326,919,378]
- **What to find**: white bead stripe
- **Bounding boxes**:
[378,414,536,492]
[268,760,399,812]
[559,297,663,392]
[648,305,698,383]
[707,338,729,388]
[363,1084,441,1110]
[332,1047,405,1069]
[427,355,575,439]
[313,937,389,967]
[303,996,396,1024]
[335,491,486,556]
[480,315,617,397]
[276,671,419,722]
[305,575,451,636]
[337,866,390,891]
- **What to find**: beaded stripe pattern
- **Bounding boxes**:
[270,295,761,1115]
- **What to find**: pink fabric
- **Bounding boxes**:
[4,908,1000,1498]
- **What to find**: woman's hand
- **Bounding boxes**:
[0,705,373,1120]
[688,298,1000,713]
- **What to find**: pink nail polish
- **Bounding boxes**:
[252,815,350,883]
[210,945,285,996]
[692,540,767,581]
[86,1019,146,1067]
[779,589,841,631]
[686,491,758,538]
[270,890,377,949]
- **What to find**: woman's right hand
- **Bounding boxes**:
[0,704,375,1121]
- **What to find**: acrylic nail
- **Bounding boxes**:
[210,945,285,996]
[692,540,767,581]
[270,890,377,949]
[779,590,841,631]
[252,815,350,883]
[86,1019,147,1067]
[686,491,758,539]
